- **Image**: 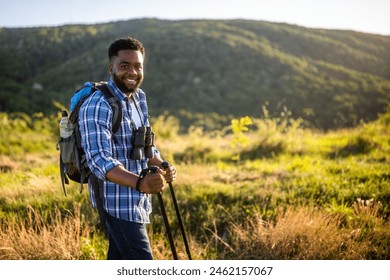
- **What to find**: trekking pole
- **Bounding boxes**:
[162,161,192,260]
[148,166,178,260]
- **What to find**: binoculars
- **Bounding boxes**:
[130,126,155,160]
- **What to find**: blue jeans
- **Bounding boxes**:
[104,212,153,260]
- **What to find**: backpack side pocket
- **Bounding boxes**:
[59,134,80,170]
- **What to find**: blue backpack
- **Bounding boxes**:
[70,82,101,113]
[58,82,123,195]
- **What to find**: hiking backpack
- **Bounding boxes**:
[57,82,123,196]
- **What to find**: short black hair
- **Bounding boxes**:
[108,37,145,61]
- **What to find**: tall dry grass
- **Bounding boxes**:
[0,204,97,260]
[210,203,389,260]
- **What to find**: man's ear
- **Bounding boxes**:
[108,64,113,75]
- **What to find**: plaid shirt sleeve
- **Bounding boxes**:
[79,90,122,180]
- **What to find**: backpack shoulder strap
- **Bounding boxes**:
[95,83,123,134]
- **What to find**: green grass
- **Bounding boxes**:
[0,110,389,259]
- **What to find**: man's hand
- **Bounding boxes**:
[161,162,177,183]
[139,168,165,194]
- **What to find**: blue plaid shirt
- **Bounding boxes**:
[79,78,159,223]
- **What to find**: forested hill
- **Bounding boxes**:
[0,18,389,130]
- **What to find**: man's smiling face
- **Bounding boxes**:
[109,49,144,95]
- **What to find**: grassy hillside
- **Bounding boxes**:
[0,108,389,259]
[0,19,389,130]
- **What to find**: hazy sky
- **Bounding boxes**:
[1,0,389,35]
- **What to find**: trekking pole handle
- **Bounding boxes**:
[149,166,164,195]
[148,166,159,174]
[162,161,170,169]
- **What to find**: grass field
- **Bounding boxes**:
[0,109,389,260]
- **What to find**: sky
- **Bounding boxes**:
[0,0,389,35]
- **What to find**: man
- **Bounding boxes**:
[79,37,177,260]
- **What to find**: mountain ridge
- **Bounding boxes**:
[0,18,389,130]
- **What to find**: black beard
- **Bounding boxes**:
[112,73,139,94]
